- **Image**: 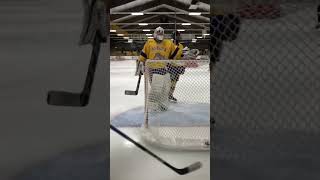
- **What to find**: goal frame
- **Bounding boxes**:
[141,59,210,150]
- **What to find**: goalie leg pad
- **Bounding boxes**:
[159,73,171,110]
[148,73,171,111]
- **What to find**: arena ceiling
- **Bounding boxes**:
[110,0,210,49]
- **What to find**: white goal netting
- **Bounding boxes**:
[141,59,210,150]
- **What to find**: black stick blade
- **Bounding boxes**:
[47,91,88,107]
[177,162,202,175]
[124,90,138,95]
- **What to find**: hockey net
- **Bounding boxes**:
[211,1,320,164]
[141,59,210,150]
[237,0,281,19]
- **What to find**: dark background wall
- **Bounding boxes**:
[0,1,108,179]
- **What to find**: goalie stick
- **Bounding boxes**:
[47,0,106,107]
[124,73,142,95]
[110,124,202,175]
[125,60,143,95]
[47,34,101,107]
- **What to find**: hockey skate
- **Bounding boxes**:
[169,95,177,103]
[158,102,168,111]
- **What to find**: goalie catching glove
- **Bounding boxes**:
[182,47,200,60]
[182,47,200,68]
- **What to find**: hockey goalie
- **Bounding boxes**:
[136,27,200,112]
[136,27,178,112]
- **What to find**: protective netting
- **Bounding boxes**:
[141,60,210,150]
[211,1,320,179]
[237,0,281,19]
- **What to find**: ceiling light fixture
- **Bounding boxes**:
[131,12,144,16]
[189,12,201,16]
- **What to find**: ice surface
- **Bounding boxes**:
[110,60,210,179]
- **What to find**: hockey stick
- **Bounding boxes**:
[124,73,142,95]
[47,0,107,107]
[47,34,101,107]
[110,125,202,175]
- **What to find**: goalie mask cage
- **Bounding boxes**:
[141,60,210,150]
[211,0,320,171]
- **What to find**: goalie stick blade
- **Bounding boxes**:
[124,90,138,95]
[176,162,202,175]
[47,91,88,107]
[124,74,142,96]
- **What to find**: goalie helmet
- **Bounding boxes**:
[153,26,165,42]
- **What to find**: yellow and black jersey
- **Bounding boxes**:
[176,43,184,60]
[138,39,180,69]
[169,43,185,67]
